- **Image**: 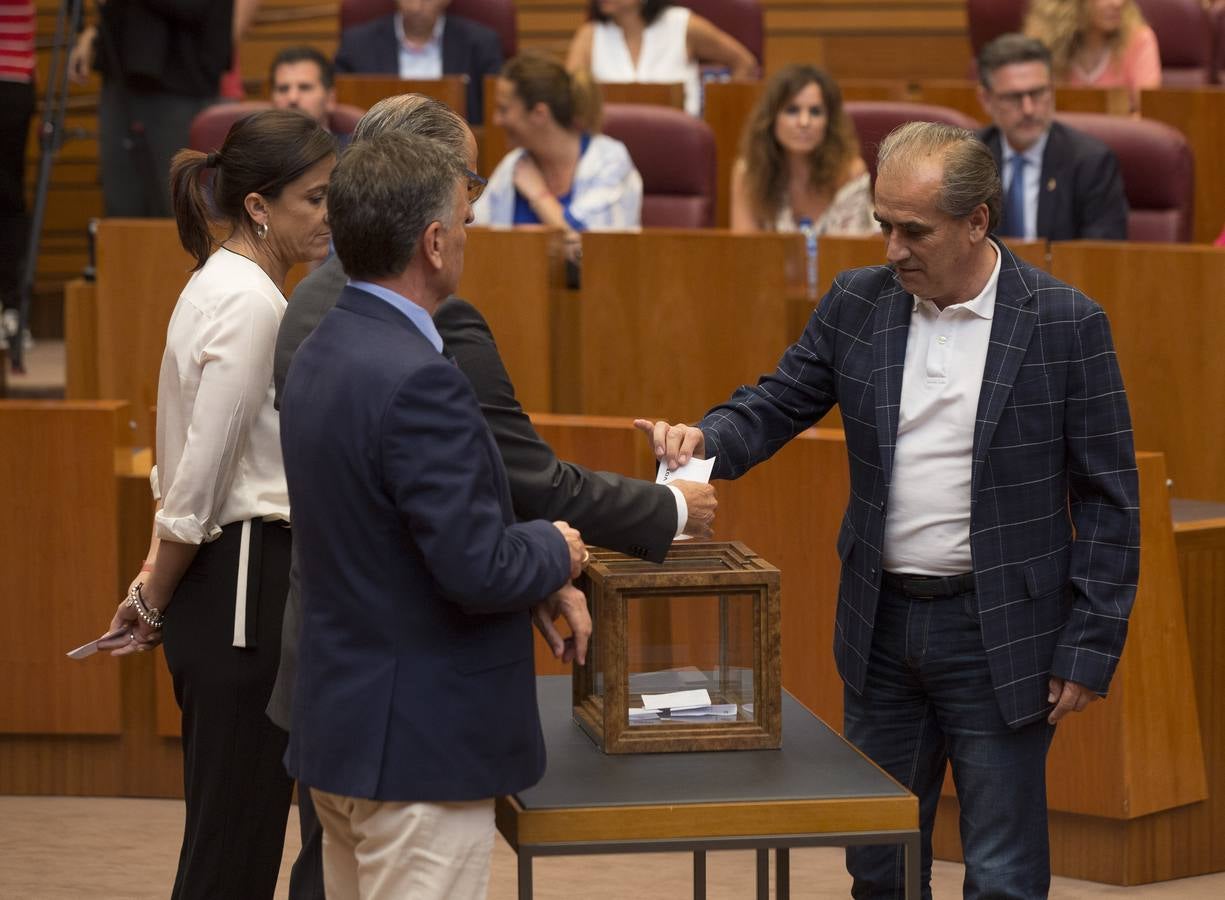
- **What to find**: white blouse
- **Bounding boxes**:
[591,6,702,116]
[473,133,643,230]
[152,247,290,545]
[772,171,877,237]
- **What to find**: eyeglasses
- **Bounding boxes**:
[990,85,1052,108]
[465,168,488,204]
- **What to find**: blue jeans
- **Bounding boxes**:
[844,583,1055,899]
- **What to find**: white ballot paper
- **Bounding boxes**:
[630,689,739,721]
[657,455,716,540]
[641,688,712,711]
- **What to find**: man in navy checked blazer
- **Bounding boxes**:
[638,122,1139,899]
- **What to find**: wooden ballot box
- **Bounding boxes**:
[574,542,781,754]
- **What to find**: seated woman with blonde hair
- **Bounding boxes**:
[475,53,642,258]
[567,0,756,116]
[730,64,874,236]
[1025,0,1160,110]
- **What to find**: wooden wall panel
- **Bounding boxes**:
[64,279,99,400]
[1048,242,1225,501]
[0,402,128,735]
[578,230,804,421]
[458,227,567,414]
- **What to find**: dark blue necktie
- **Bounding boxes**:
[1002,154,1027,238]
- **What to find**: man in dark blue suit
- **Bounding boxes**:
[280,131,589,898]
[976,33,1128,241]
[335,0,502,124]
[639,122,1139,898]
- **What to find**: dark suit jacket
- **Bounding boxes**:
[265,255,676,730]
[979,121,1129,241]
[699,240,1140,728]
[280,285,569,801]
[333,13,502,124]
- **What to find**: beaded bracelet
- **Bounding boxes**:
[126,583,164,630]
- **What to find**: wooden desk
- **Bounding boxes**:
[577,230,804,420]
[703,82,764,229]
[498,676,920,900]
[457,226,569,414]
[334,74,467,121]
[1140,87,1225,244]
[0,401,183,797]
[1047,241,1225,500]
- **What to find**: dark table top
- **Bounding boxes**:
[515,676,910,811]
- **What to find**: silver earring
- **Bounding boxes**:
[255,222,268,240]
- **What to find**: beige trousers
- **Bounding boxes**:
[310,788,496,900]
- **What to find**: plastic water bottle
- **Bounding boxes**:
[797,217,818,301]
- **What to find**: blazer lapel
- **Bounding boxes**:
[972,241,1037,493]
[441,18,461,71]
[873,275,912,490]
[376,17,400,74]
[1036,124,1067,240]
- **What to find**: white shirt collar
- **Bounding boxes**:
[394,13,445,52]
[911,241,1001,320]
[1001,127,1049,171]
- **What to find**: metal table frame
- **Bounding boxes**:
[498,678,921,899]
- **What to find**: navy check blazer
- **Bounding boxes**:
[701,241,1140,728]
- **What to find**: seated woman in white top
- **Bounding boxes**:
[97,110,336,897]
[730,64,875,237]
[567,0,756,116]
[475,53,642,261]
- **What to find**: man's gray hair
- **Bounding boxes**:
[351,93,469,155]
[877,121,1002,233]
[328,132,467,281]
[977,33,1053,90]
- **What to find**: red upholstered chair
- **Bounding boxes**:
[1135,0,1214,86]
[676,0,764,65]
[1055,112,1194,242]
[601,103,717,227]
[189,101,366,152]
[339,0,517,60]
[844,101,982,181]
[966,0,1029,59]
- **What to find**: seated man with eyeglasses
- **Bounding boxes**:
[976,33,1128,241]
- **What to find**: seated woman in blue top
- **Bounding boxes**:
[474,53,642,260]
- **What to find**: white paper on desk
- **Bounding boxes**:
[641,688,712,711]
[657,456,716,540]
[628,708,660,720]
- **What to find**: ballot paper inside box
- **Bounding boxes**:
[573,541,781,754]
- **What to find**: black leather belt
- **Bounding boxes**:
[882,571,975,599]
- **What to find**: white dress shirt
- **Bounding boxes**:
[395,13,445,79]
[152,248,289,545]
[882,243,1002,575]
[1001,130,1049,241]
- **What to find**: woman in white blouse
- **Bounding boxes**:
[730,64,875,237]
[475,53,642,261]
[567,0,756,116]
[99,109,336,899]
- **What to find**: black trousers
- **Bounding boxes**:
[289,783,326,900]
[161,520,294,900]
[0,80,34,312]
